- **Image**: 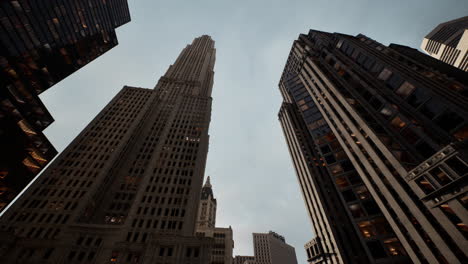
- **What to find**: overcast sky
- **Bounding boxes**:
[39,0,468,262]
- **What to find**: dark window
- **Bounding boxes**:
[419,100,444,120]
[386,74,404,90]
[445,156,468,176]
[320,145,331,154]
[415,141,436,159]
[325,155,336,164]
[434,111,464,132]
[430,167,452,185]
[367,241,387,259]
[362,200,381,215]
[407,88,429,108]
[342,189,357,202]
[401,127,420,144]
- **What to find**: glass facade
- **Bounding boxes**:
[0,0,130,211]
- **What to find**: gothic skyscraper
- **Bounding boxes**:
[279,30,467,264]
[0,35,216,264]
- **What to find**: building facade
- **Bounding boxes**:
[252,231,297,264]
[195,177,234,264]
[0,0,131,211]
[233,255,255,264]
[0,35,216,264]
[421,16,468,71]
[278,30,468,264]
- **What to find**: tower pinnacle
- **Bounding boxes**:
[204,176,212,188]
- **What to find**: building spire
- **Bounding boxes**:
[204,176,212,188]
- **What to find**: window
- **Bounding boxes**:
[395,82,415,98]
[415,176,436,194]
[384,238,406,256]
[355,186,370,200]
[379,105,395,119]
[390,116,406,130]
[342,189,357,202]
[377,68,392,81]
[358,221,376,238]
[349,204,366,218]
[362,200,381,215]
[434,111,463,132]
[430,167,452,186]
[335,176,349,189]
[367,241,387,259]
[445,156,467,176]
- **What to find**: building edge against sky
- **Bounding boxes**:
[421,16,468,71]
[278,30,468,263]
[0,0,131,212]
[0,35,217,264]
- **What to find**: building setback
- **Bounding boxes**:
[0,0,131,211]
[421,16,468,71]
[252,231,297,264]
[0,35,216,264]
[278,30,468,264]
[195,176,234,264]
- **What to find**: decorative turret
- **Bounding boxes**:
[197,176,217,228]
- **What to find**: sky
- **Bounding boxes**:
[38,0,468,262]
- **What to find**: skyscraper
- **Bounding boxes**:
[279,30,468,264]
[252,231,297,264]
[421,16,468,71]
[195,176,234,264]
[0,0,131,211]
[0,35,216,264]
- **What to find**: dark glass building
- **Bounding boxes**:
[278,30,468,264]
[0,0,131,211]
[0,35,216,264]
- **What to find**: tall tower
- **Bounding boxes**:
[0,0,131,212]
[196,176,217,229]
[421,16,468,71]
[0,35,216,264]
[279,30,468,264]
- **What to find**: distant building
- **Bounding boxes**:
[0,35,216,263]
[279,29,468,263]
[196,176,217,229]
[252,231,297,264]
[0,0,131,211]
[196,176,234,264]
[421,16,468,71]
[233,256,255,264]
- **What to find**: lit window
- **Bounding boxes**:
[358,221,375,238]
[378,68,392,81]
[355,186,370,200]
[384,238,406,256]
[335,176,349,189]
[395,82,415,98]
[390,116,406,130]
